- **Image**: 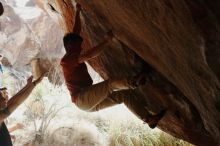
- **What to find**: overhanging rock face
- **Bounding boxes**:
[36,0,220,145]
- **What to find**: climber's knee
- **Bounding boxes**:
[75,98,93,111]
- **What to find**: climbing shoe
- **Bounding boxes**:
[128,73,146,89]
[148,109,167,129]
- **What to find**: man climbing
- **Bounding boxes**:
[60,3,166,128]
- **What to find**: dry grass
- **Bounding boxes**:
[4,71,193,146]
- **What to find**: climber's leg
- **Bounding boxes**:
[75,74,146,111]
[109,89,166,129]
[89,98,116,112]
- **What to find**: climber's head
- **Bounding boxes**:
[63,33,83,53]
[0,2,4,16]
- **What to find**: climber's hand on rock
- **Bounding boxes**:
[33,72,46,85]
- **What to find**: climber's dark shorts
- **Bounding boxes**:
[0,122,12,146]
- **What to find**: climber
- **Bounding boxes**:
[0,75,44,146]
[0,2,3,16]
[60,3,166,128]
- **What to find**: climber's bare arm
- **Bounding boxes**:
[73,3,82,35]
[0,75,44,122]
[78,32,114,63]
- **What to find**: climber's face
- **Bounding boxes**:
[0,88,8,109]
[0,2,4,16]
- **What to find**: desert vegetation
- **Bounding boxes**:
[2,67,193,146]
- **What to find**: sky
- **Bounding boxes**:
[14,0,29,7]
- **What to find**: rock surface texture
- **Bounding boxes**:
[37,0,220,145]
[0,1,64,84]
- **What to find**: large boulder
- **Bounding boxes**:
[36,0,220,145]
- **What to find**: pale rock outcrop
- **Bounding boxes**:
[0,1,63,66]
[0,0,64,83]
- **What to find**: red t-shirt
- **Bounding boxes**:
[60,43,93,103]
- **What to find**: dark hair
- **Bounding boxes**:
[0,2,4,16]
[0,87,7,91]
[63,33,83,45]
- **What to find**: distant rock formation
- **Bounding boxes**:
[0,1,64,84]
